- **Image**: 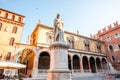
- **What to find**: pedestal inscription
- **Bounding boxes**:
[47,42,71,80]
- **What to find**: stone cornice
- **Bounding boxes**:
[0,8,25,17]
[0,17,24,27]
[68,49,106,57]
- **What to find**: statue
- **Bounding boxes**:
[54,13,64,42]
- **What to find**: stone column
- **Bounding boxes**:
[88,60,91,73]
[94,60,98,73]
[100,60,103,71]
[71,56,73,74]
[80,57,83,73]
[32,50,39,78]
[47,42,71,80]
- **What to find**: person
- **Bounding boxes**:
[54,13,64,42]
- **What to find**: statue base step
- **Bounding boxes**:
[47,69,71,80]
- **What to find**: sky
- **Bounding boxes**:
[1,0,120,43]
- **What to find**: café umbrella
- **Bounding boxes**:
[0,61,26,69]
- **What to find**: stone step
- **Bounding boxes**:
[23,78,46,80]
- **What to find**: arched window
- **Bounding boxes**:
[96,42,101,52]
[118,44,120,49]
[38,52,50,69]
[114,33,120,38]
[106,36,111,41]
[11,15,15,21]
[73,55,80,69]
[18,17,21,22]
[0,22,2,30]
[68,55,71,70]
[71,41,74,48]
[102,58,108,70]
[47,35,53,44]
[0,54,2,60]
[5,13,8,19]
[32,34,36,45]
[96,58,102,70]
[67,36,74,49]
[109,45,113,51]
[84,39,90,51]
[90,57,96,73]
[112,56,115,61]
[82,56,89,71]
[6,52,11,60]
[9,37,15,46]
[12,26,17,33]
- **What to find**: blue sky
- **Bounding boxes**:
[1,0,120,43]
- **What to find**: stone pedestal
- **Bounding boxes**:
[47,42,71,80]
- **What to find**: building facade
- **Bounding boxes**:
[14,22,109,78]
[92,21,120,70]
[0,8,25,61]
[0,8,110,78]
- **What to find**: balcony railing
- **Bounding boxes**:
[84,69,91,73]
[36,69,113,75]
[72,69,81,74]
[97,69,103,73]
[38,69,47,75]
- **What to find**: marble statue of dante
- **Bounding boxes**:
[54,13,64,42]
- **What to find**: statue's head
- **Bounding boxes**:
[57,13,60,19]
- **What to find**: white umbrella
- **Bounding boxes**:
[0,61,26,79]
[0,61,26,69]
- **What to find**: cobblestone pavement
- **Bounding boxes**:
[72,77,120,80]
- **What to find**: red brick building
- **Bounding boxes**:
[92,21,120,70]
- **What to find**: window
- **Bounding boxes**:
[0,54,2,60]
[112,56,115,61]
[109,45,113,51]
[118,44,120,49]
[114,33,120,38]
[11,15,15,21]
[47,35,52,44]
[68,40,71,46]
[0,22,2,30]
[67,36,74,49]
[6,52,11,60]
[12,26,17,33]
[100,37,103,41]
[84,39,90,51]
[18,17,21,22]
[4,13,8,19]
[106,36,111,41]
[9,37,15,46]
[96,42,101,52]
[67,40,74,49]
[32,34,36,45]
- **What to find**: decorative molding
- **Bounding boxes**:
[50,42,69,50]
[0,17,24,27]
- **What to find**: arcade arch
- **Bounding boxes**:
[19,49,35,76]
[38,51,50,69]
[96,57,102,70]
[90,57,96,73]
[73,55,80,69]
[82,56,89,72]
[68,54,72,70]
[102,58,109,70]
